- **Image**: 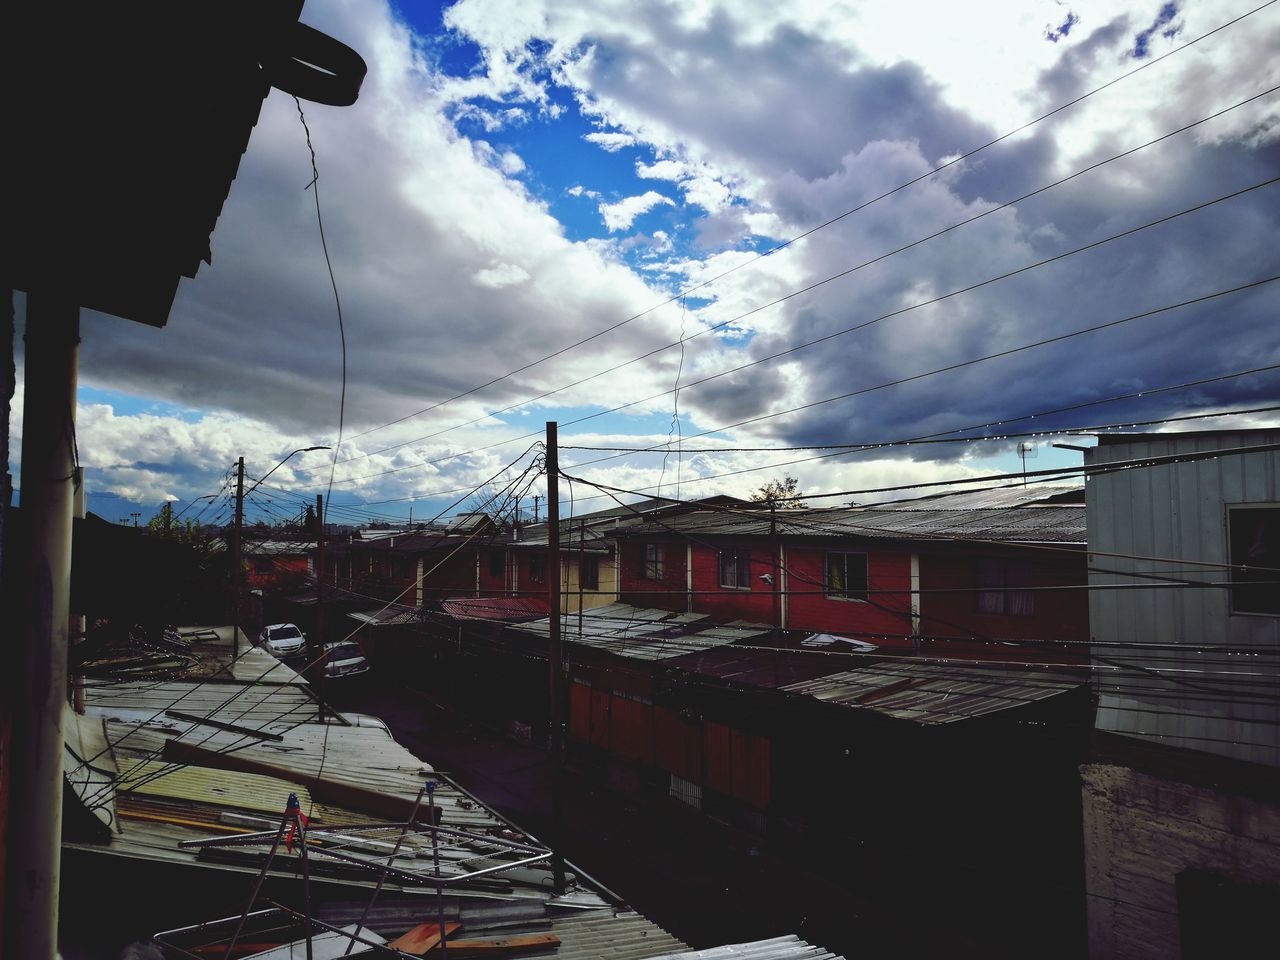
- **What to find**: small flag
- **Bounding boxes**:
[283,792,309,853]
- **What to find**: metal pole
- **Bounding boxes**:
[4,294,78,960]
[297,807,314,960]
[223,801,294,960]
[232,456,245,656]
[428,783,447,959]
[545,422,566,894]
[342,785,427,957]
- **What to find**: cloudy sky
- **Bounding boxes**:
[9,0,1280,527]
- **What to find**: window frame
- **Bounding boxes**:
[580,555,600,591]
[824,551,869,602]
[1226,503,1280,617]
[975,557,1035,617]
[643,543,665,580]
[718,548,752,590]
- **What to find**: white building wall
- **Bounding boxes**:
[1085,430,1280,767]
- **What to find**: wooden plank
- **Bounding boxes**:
[387,922,461,955]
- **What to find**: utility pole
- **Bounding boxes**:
[5,294,78,960]
[314,493,326,722]
[231,457,245,656]
[770,502,781,639]
[545,422,566,894]
[532,493,540,523]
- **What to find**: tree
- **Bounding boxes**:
[146,502,202,544]
[750,475,807,509]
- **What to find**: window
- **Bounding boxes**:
[489,550,504,578]
[580,556,599,591]
[976,558,1034,616]
[1228,505,1280,615]
[825,552,868,601]
[719,549,751,589]
[644,543,665,580]
[529,554,546,583]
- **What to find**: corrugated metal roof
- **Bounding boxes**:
[780,661,1080,724]
[514,603,772,662]
[649,935,846,960]
[612,484,1086,545]
[663,644,858,689]
[70,675,612,907]
[440,596,549,622]
[114,758,312,815]
[348,603,421,627]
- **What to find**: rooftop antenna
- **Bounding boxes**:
[1017,441,1038,487]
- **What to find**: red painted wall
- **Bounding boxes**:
[617,540,687,612]
[616,535,1087,658]
[917,548,1088,662]
[780,544,915,641]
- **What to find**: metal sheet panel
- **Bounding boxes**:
[780,661,1079,724]
[1086,430,1280,766]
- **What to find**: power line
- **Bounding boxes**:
[285,173,1280,493]
[330,0,1277,451]
[559,404,1280,454]
[314,92,1280,474]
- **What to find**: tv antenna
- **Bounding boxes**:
[1017,442,1037,486]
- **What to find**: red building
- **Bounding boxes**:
[612,484,1088,661]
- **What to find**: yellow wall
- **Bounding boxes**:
[561,552,617,613]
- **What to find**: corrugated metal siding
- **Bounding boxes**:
[1086,431,1280,766]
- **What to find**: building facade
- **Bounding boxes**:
[1081,429,1280,959]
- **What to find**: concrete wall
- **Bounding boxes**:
[1081,762,1280,959]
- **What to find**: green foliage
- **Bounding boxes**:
[750,475,807,509]
[146,502,203,544]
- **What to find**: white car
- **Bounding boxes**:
[322,641,370,679]
[258,623,307,659]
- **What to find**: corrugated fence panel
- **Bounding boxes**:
[611,695,654,765]
[655,707,700,782]
[703,721,732,795]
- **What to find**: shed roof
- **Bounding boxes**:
[440,596,550,622]
[779,661,1080,724]
[513,603,772,662]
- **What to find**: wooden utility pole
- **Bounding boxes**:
[545,422,566,893]
[4,294,78,960]
[770,502,781,637]
[314,493,326,722]
[231,457,245,656]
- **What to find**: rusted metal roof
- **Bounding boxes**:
[440,596,550,622]
[780,661,1081,724]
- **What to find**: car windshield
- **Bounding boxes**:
[269,626,302,641]
[328,644,363,661]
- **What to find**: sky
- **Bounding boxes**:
[8,0,1280,529]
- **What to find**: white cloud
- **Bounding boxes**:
[473,262,531,288]
[583,131,637,152]
[15,0,1277,519]
[636,159,689,180]
[598,190,675,231]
